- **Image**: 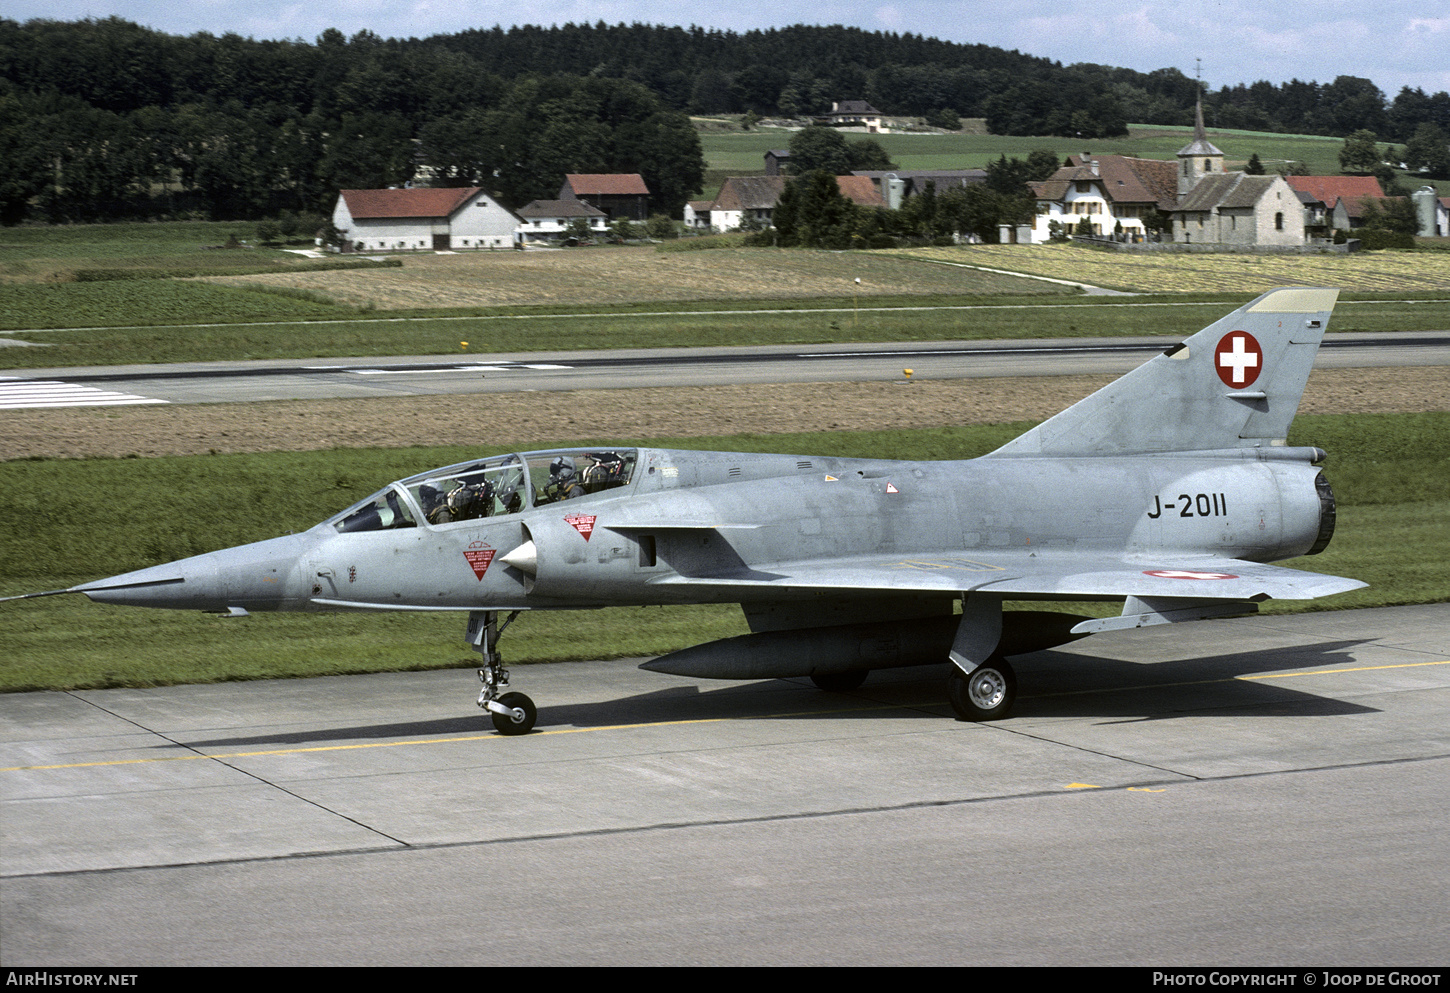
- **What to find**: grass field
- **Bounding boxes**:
[0,221,350,285]
[1,413,1446,692]
[699,124,1447,197]
[699,125,1348,177]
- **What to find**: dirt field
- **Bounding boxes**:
[197,246,1058,310]
[2,366,1445,461]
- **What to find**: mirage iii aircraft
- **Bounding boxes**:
[7,287,1363,733]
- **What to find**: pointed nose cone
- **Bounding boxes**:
[72,532,317,612]
[500,539,538,576]
[71,555,223,609]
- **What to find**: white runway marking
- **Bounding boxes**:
[0,379,167,409]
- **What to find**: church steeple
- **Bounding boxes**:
[1177,89,1224,196]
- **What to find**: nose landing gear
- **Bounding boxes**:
[468,610,536,735]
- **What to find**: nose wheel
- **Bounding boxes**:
[489,691,536,735]
[469,610,536,735]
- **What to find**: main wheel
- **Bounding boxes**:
[491,691,537,735]
[810,670,868,692]
[948,658,1016,722]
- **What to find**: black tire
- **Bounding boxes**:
[947,658,1016,722]
[491,692,537,735]
[810,670,868,692]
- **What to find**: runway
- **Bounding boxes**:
[4,331,1449,407]
[3,604,1448,966]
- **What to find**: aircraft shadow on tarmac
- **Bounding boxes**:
[173,638,1377,750]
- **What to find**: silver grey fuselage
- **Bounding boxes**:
[83,444,1332,615]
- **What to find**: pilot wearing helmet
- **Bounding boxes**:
[539,456,584,504]
[424,478,496,523]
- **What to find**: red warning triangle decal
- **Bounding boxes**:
[463,542,496,579]
[565,513,596,541]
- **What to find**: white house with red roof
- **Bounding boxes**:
[1027,155,1177,243]
[332,187,520,252]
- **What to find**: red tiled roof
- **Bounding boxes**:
[834,174,885,207]
[1067,155,1178,209]
[339,188,481,219]
[565,174,650,196]
[1284,175,1383,210]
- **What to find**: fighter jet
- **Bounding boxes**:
[7,287,1362,732]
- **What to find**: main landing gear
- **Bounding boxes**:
[469,610,536,735]
[947,656,1016,722]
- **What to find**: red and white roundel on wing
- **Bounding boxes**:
[1144,569,1239,580]
[1215,330,1263,388]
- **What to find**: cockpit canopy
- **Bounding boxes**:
[331,449,638,533]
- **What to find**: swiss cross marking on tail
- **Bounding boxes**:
[565,513,596,541]
[463,541,496,579]
[1215,331,1263,388]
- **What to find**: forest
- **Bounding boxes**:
[2,17,1447,225]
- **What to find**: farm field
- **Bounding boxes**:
[699,124,1344,173]
[696,123,1440,194]
[900,244,1450,295]
[197,245,1058,309]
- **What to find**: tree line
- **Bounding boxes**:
[2,17,1445,225]
[0,19,704,224]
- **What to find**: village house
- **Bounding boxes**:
[332,188,519,251]
[820,100,884,133]
[514,200,609,243]
[1283,175,1386,233]
[1413,187,1450,237]
[692,175,885,233]
[852,169,987,210]
[559,174,651,221]
[684,199,715,230]
[1029,155,1171,242]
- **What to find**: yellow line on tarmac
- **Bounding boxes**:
[1236,660,1450,680]
[1034,658,1450,699]
[0,717,735,772]
[0,702,904,773]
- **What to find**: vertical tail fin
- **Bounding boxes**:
[988,287,1339,457]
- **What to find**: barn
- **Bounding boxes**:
[332,188,520,251]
